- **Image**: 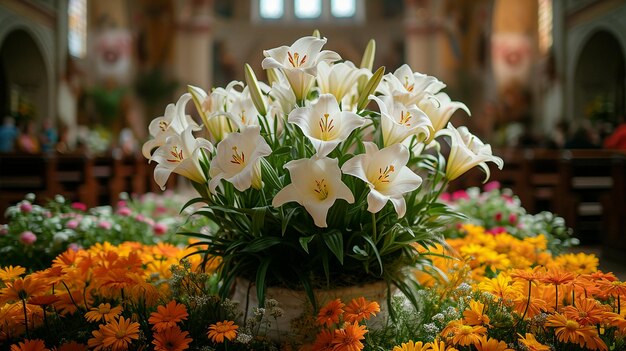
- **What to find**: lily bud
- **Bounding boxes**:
[244,63,267,116]
[356,66,385,112]
[312,29,321,38]
[360,39,376,71]
[188,85,208,124]
[267,68,280,86]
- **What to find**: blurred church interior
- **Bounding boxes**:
[0,0,625,258]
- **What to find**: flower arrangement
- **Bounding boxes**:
[440,181,578,254]
[0,192,199,270]
[1,223,624,350]
[142,33,503,309]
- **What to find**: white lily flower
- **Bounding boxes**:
[228,87,262,130]
[418,92,470,141]
[437,123,504,182]
[142,93,201,159]
[370,95,433,147]
[209,126,272,193]
[342,142,422,217]
[316,61,368,102]
[288,94,365,157]
[188,82,243,143]
[273,156,354,228]
[269,72,297,114]
[150,126,214,190]
[262,36,341,101]
[379,64,446,106]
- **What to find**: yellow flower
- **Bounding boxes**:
[392,340,433,351]
[0,266,26,282]
[84,303,123,323]
[462,300,490,326]
[517,333,550,351]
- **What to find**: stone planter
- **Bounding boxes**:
[230,277,392,342]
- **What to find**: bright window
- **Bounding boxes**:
[331,0,355,18]
[68,0,87,58]
[295,0,322,19]
[260,0,284,19]
[538,0,553,55]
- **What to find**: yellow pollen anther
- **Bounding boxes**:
[159,121,168,131]
[319,113,335,140]
[313,179,329,200]
[230,146,245,165]
[166,146,184,163]
[399,111,412,126]
[287,51,307,68]
[404,76,414,92]
[376,165,395,184]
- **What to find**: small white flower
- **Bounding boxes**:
[379,64,445,106]
[228,87,262,130]
[150,126,214,190]
[437,123,504,182]
[262,36,341,100]
[142,93,201,158]
[288,94,364,157]
[316,61,368,103]
[342,142,422,217]
[209,126,272,193]
[370,95,433,147]
[273,156,354,228]
[418,92,470,141]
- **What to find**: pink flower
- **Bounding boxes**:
[71,202,87,211]
[117,207,132,216]
[509,213,518,224]
[19,231,37,245]
[117,200,127,208]
[135,214,145,222]
[66,220,79,229]
[452,190,469,201]
[494,212,503,222]
[153,223,168,236]
[155,206,168,214]
[0,225,8,236]
[439,193,451,202]
[486,226,506,235]
[68,243,82,251]
[19,202,33,213]
[98,221,112,230]
[502,195,514,204]
[483,181,500,192]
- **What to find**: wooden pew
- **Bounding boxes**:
[0,153,55,216]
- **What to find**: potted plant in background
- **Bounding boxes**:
[142,32,503,340]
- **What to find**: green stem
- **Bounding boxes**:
[555,284,559,312]
[22,299,29,339]
[371,212,377,243]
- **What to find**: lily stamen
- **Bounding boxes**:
[287,51,307,67]
[399,111,412,126]
[313,179,329,200]
[319,113,335,140]
[230,146,245,165]
[377,165,395,184]
[167,146,184,163]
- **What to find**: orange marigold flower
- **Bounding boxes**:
[343,297,380,324]
[85,303,123,323]
[100,316,141,350]
[430,339,458,351]
[605,312,626,335]
[462,300,490,326]
[478,275,520,302]
[392,340,433,351]
[509,267,541,282]
[517,333,550,351]
[316,298,345,327]
[148,301,189,331]
[545,313,599,347]
[332,322,367,351]
[56,341,89,351]
[0,276,48,304]
[311,329,335,351]
[27,295,60,307]
[152,325,193,351]
[207,320,238,343]
[0,265,26,282]
[474,336,513,351]
[87,328,106,351]
[596,279,626,298]
[10,339,49,351]
[450,324,487,347]
[562,298,608,326]
[538,267,576,286]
